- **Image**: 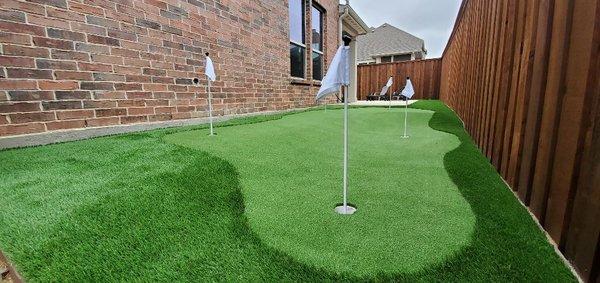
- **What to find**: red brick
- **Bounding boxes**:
[146,99,169,107]
[42,101,82,110]
[8,91,54,101]
[27,14,70,29]
[9,112,55,123]
[46,120,86,131]
[0,10,26,23]
[91,54,123,65]
[84,100,117,108]
[126,92,152,99]
[0,56,35,68]
[148,113,172,122]
[80,82,114,90]
[85,117,119,127]
[154,106,177,114]
[117,100,145,107]
[120,115,147,124]
[36,59,77,70]
[115,83,142,91]
[33,37,73,50]
[0,102,41,113]
[127,107,154,115]
[87,34,120,46]
[56,109,94,120]
[47,28,86,42]
[0,123,46,136]
[111,47,139,59]
[69,2,105,16]
[46,6,86,22]
[114,65,141,75]
[92,92,126,100]
[0,115,8,124]
[51,50,90,61]
[93,73,125,82]
[38,80,79,90]
[96,108,126,117]
[75,42,111,54]
[0,21,45,36]
[71,22,106,36]
[78,62,113,72]
[54,71,93,81]
[27,0,67,9]
[6,68,53,79]
[2,0,46,15]
[0,32,31,45]
[0,91,7,101]
[3,45,50,58]
[0,80,37,90]
[125,75,151,83]
[55,91,92,100]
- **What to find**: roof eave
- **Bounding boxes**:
[339,4,369,35]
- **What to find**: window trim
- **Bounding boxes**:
[311,3,325,81]
[289,0,306,79]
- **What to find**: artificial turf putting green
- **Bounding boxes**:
[0,101,575,281]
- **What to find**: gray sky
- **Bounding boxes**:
[345,0,462,58]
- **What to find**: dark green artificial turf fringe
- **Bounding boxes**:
[0,101,575,282]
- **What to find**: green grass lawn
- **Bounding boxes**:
[0,101,574,281]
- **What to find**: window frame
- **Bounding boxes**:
[289,0,306,79]
[311,4,324,81]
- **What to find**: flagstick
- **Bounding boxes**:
[402,99,409,139]
[207,79,215,136]
[389,87,392,110]
[342,85,349,211]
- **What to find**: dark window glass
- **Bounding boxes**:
[289,0,304,44]
[381,56,392,63]
[393,54,412,62]
[312,52,322,80]
[311,6,322,51]
[290,44,305,78]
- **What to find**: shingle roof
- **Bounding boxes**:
[356,23,426,62]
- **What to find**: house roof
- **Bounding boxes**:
[356,23,426,62]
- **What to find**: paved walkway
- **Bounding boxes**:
[350,100,418,107]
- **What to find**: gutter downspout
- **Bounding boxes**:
[339,0,349,45]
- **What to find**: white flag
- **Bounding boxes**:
[402,78,415,99]
[316,46,350,101]
[205,56,216,82]
[386,76,393,87]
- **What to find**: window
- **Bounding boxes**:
[381,56,392,63]
[311,5,323,80]
[289,0,305,78]
[393,54,412,62]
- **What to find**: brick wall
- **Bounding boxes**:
[0,0,339,137]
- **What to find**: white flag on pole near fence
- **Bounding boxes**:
[402,78,415,99]
[386,76,393,88]
[316,46,350,101]
[205,56,216,82]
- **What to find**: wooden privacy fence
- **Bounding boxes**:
[440,0,600,281]
[357,59,441,100]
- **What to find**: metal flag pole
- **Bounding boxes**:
[334,35,356,215]
[389,86,392,110]
[402,98,409,139]
[207,79,215,136]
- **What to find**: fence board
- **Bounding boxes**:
[357,59,441,100]
[439,0,600,281]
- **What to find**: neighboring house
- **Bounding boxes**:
[357,23,427,65]
[0,0,368,138]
